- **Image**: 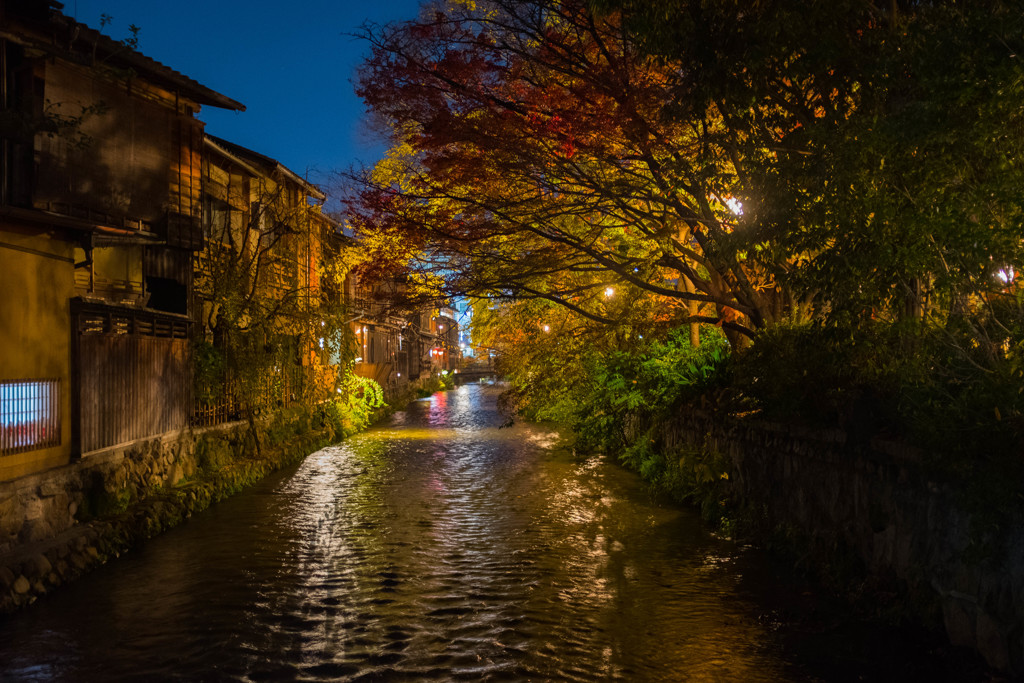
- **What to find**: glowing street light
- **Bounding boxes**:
[542,324,550,333]
[604,287,615,298]
[725,197,744,216]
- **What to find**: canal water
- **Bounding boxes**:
[0,383,989,681]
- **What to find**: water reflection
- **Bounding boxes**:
[0,384,985,681]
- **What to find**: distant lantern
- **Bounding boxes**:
[604,287,614,298]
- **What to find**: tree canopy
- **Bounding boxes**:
[347,0,1024,422]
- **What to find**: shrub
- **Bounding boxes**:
[574,326,732,452]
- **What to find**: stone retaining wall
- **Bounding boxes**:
[658,410,1024,675]
[0,415,335,613]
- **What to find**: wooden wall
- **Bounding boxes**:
[72,301,191,455]
[32,60,204,249]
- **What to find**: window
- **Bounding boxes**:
[1,379,61,455]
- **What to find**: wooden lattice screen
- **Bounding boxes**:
[0,379,61,455]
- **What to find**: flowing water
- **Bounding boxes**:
[0,383,989,681]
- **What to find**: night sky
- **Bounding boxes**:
[69,0,424,197]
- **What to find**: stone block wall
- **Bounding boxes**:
[0,417,327,613]
[659,410,1024,675]
[0,430,202,558]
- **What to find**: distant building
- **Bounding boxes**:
[348,274,444,397]
[432,306,461,373]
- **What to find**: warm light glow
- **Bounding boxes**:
[543,324,550,332]
[725,197,744,216]
[997,267,1015,284]
[604,287,614,297]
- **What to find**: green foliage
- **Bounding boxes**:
[322,372,387,438]
[192,340,227,404]
[620,435,732,525]
[349,0,1024,534]
[573,326,732,452]
[731,321,911,432]
[734,317,1024,482]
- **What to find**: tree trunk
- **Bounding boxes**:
[682,275,700,348]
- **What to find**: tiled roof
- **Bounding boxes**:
[206,134,326,200]
[9,2,245,111]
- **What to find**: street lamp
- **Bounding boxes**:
[725,197,744,216]
[604,287,614,298]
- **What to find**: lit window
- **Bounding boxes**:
[1,379,61,455]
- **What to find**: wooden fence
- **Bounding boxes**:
[191,362,309,428]
[72,300,191,455]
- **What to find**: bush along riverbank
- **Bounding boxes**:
[498,323,1023,676]
[0,375,450,614]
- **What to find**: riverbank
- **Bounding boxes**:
[616,407,1021,677]
[2,381,985,682]
[0,377,447,614]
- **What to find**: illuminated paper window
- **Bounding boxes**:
[1,379,61,455]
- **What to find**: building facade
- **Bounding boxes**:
[0,0,243,480]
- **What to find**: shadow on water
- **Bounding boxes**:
[0,383,998,681]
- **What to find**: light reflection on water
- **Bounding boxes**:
[0,384,982,681]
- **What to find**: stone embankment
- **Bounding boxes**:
[657,410,1024,676]
[0,412,336,613]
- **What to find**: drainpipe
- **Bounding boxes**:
[1,38,8,208]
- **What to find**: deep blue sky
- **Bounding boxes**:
[69,0,424,196]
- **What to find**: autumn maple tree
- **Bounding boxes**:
[346,0,819,346]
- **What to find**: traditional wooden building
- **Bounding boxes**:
[0,0,243,480]
[194,135,350,424]
[432,306,461,373]
[348,274,446,397]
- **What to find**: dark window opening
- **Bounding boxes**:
[145,276,187,315]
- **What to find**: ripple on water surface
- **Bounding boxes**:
[0,383,990,682]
